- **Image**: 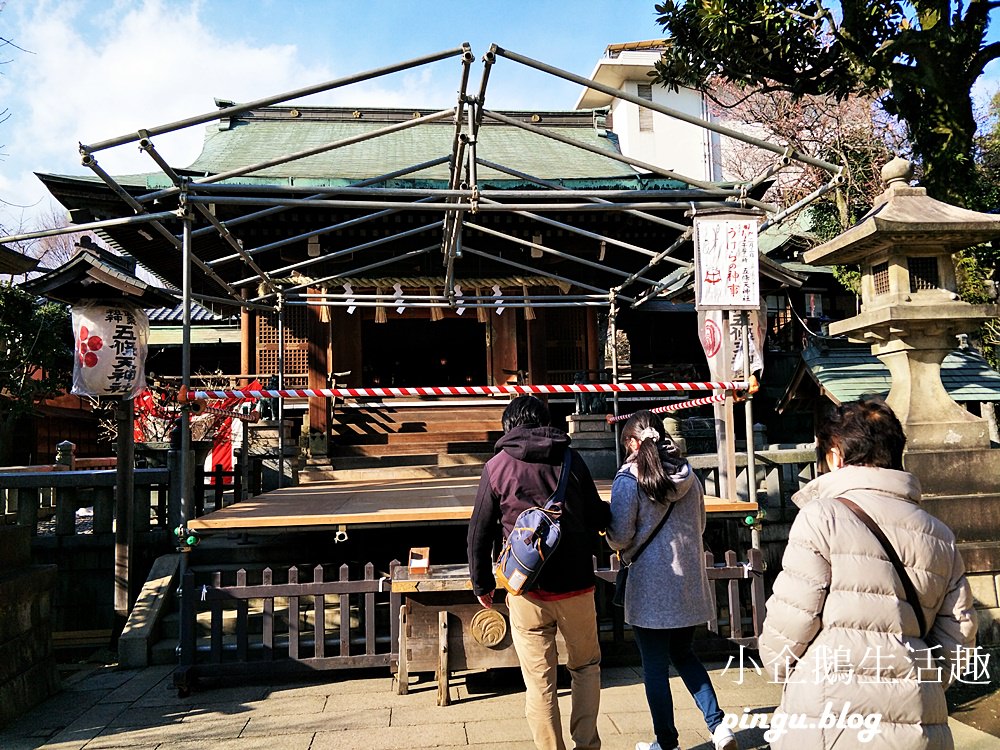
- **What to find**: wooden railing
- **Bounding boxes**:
[0,454,266,535]
[690,447,817,512]
[0,468,171,535]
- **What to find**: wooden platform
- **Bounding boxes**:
[187,477,757,533]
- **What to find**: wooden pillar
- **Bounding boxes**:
[114,398,135,619]
[306,288,331,457]
[240,288,252,380]
[490,310,518,385]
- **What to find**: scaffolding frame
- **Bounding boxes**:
[0,42,842,592]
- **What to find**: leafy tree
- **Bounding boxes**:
[0,283,72,463]
[652,0,1000,206]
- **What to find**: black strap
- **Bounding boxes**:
[622,498,677,567]
[835,496,928,638]
[543,448,574,510]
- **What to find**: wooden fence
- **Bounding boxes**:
[174,561,403,695]
[173,551,765,695]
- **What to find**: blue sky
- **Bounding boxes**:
[0,0,664,230]
[1,0,998,233]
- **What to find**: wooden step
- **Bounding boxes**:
[299,462,485,483]
[338,430,501,446]
[338,419,501,435]
[306,452,491,471]
[328,443,494,458]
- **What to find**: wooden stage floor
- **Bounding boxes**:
[187,477,758,533]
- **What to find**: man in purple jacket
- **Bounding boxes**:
[468,395,610,750]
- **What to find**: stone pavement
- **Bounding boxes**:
[2,661,998,750]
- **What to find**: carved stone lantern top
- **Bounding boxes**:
[803,159,1000,267]
[800,159,1000,456]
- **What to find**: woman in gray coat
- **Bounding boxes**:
[607,410,737,750]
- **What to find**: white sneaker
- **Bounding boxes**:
[635,743,679,750]
[712,724,738,750]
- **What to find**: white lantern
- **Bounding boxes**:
[70,301,148,398]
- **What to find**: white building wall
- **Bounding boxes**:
[610,82,721,183]
[576,48,725,183]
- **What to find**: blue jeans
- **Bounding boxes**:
[633,625,725,748]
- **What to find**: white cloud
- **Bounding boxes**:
[0,0,458,230]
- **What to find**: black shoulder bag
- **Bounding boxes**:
[835,496,928,637]
[612,499,677,608]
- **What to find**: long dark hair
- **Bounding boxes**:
[620,410,675,503]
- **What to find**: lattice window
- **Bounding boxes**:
[637,83,654,132]
[256,307,310,381]
[872,262,890,295]
[546,309,588,379]
[908,257,939,291]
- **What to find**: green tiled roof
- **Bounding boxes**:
[189,116,637,185]
[795,338,1000,404]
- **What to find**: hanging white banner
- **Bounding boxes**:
[71,302,148,398]
[693,217,760,310]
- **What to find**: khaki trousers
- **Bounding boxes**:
[507,590,602,750]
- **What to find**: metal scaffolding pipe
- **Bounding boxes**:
[280,245,437,295]
[476,158,690,232]
[188,156,451,239]
[463,246,634,302]
[484,109,724,193]
[217,196,437,269]
[299,292,604,301]
[82,154,243,302]
[0,210,182,245]
[467,222,663,287]
[476,194,688,266]
[188,292,273,312]
[183,195,753,212]
[186,183,741,200]
[182,109,456,189]
[491,45,843,175]
[138,137,279,295]
[277,295,286,490]
[82,46,468,154]
[757,175,845,234]
[284,299,611,308]
[235,219,444,288]
[621,228,695,300]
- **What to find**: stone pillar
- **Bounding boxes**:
[566,414,617,479]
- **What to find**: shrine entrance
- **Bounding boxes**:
[361,317,487,388]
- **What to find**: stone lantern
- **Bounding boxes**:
[804,158,1000,536]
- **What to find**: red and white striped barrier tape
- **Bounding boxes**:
[180,381,747,402]
[606,393,728,424]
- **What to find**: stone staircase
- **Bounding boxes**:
[300,399,507,483]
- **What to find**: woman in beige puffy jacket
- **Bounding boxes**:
[758,399,977,749]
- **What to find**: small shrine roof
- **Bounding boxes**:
[778,338,1000,412]
[20,245,177,307]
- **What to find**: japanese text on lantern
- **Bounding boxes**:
[106,308,139,392]
[694,218,759,310]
